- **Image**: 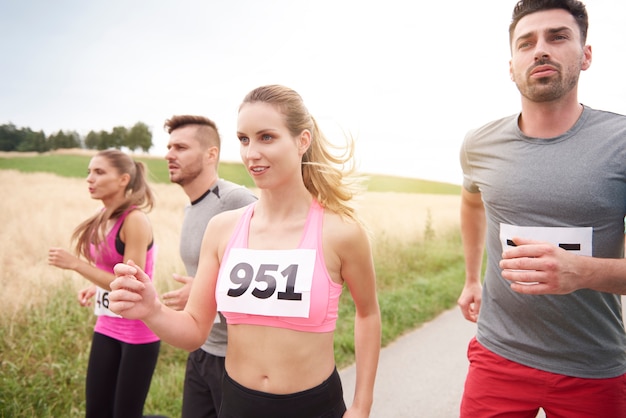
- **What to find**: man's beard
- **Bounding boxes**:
[171,165,202,186]
[516,59,580,103]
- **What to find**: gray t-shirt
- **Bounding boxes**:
[180,178,257,356]
[460,106,626,378]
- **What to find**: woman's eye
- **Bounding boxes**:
[238,136,249,144]
[262,134,272,141]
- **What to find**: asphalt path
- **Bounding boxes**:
[340,296,626,417]
[339,307,548,418]
[339,307,475,417]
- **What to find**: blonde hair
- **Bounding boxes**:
[240,85,364,222]
[72,149,155,261]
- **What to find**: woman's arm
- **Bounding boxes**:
[48,248,116,290]
[110,214,225,351]
[338,220,381,417]
[48,210,153,290]
[120,209,152,271]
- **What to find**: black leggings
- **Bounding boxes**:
[219,367,346,418]
[85,332,160,418]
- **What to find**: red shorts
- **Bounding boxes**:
[461,337,626,418]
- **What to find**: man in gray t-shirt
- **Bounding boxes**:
[458,1,626,417]
[161,115,256,418]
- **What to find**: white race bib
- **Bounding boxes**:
[500,224,592,256]
[94,286,122,318]
[217,248,315,318]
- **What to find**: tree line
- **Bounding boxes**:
[0,122,153,153]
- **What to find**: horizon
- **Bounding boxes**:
[2,1,625,185]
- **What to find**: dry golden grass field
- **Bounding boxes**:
[0,169,461,318]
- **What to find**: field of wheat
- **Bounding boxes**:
[0,169,461,318]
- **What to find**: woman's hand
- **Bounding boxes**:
[109,260,161,320]
[77,285,96,307]
[48,248,78,270]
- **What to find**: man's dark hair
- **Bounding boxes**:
[509,0,588,45]
[164,115,218,134]
[164,114,221,150]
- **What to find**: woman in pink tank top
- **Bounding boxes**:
[48,149,160,418]
[110,85,382,418]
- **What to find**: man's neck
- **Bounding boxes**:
[519,95,583,139]
[183,171,218,203]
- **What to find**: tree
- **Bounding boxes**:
[110,126,128,149]
[0,124,51,152]
[126,122,152,152]
[65,130,82,149]
[97,130,113,150]
[0,123,22,151]
[0,120,154,153]
[84,131,100,150]
[16,129,47,152]
[48,130,80,150]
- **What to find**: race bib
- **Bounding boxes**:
[500,224,592,256]
[94,286,122,318]
[217,248,315,318]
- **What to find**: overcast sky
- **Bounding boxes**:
[1,0,625,185]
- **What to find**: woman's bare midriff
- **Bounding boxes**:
[224,324,336,394]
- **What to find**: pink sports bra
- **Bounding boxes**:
[92,207,159,344]
[216,200,342,332]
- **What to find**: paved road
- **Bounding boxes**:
[339,307,477,418]
[340,297,626,417]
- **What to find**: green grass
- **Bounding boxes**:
[333,229,464,366]
[0,282,187,418]
[1,283,92,417]
[365,173,461,195]
[0,153,461,194]
[0,154,256,188]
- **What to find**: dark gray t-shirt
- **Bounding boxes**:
[180,178,257,356]
[460,106,626,378]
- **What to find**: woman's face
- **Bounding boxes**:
[86,155,129,202]
[237,101,308,190]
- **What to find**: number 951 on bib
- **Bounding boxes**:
[216,248,315,318]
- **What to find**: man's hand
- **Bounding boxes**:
[161,274,193,311]
[457,281,482,323]
[500,237,581,295]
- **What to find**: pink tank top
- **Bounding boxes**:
[92,207,159,344]
[217,200,342,332]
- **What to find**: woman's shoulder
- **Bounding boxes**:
[120,207,151,232]
[206,205,251,255]
[123,207,149,222]
[323,209,367,245]
[208,205,249,233]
